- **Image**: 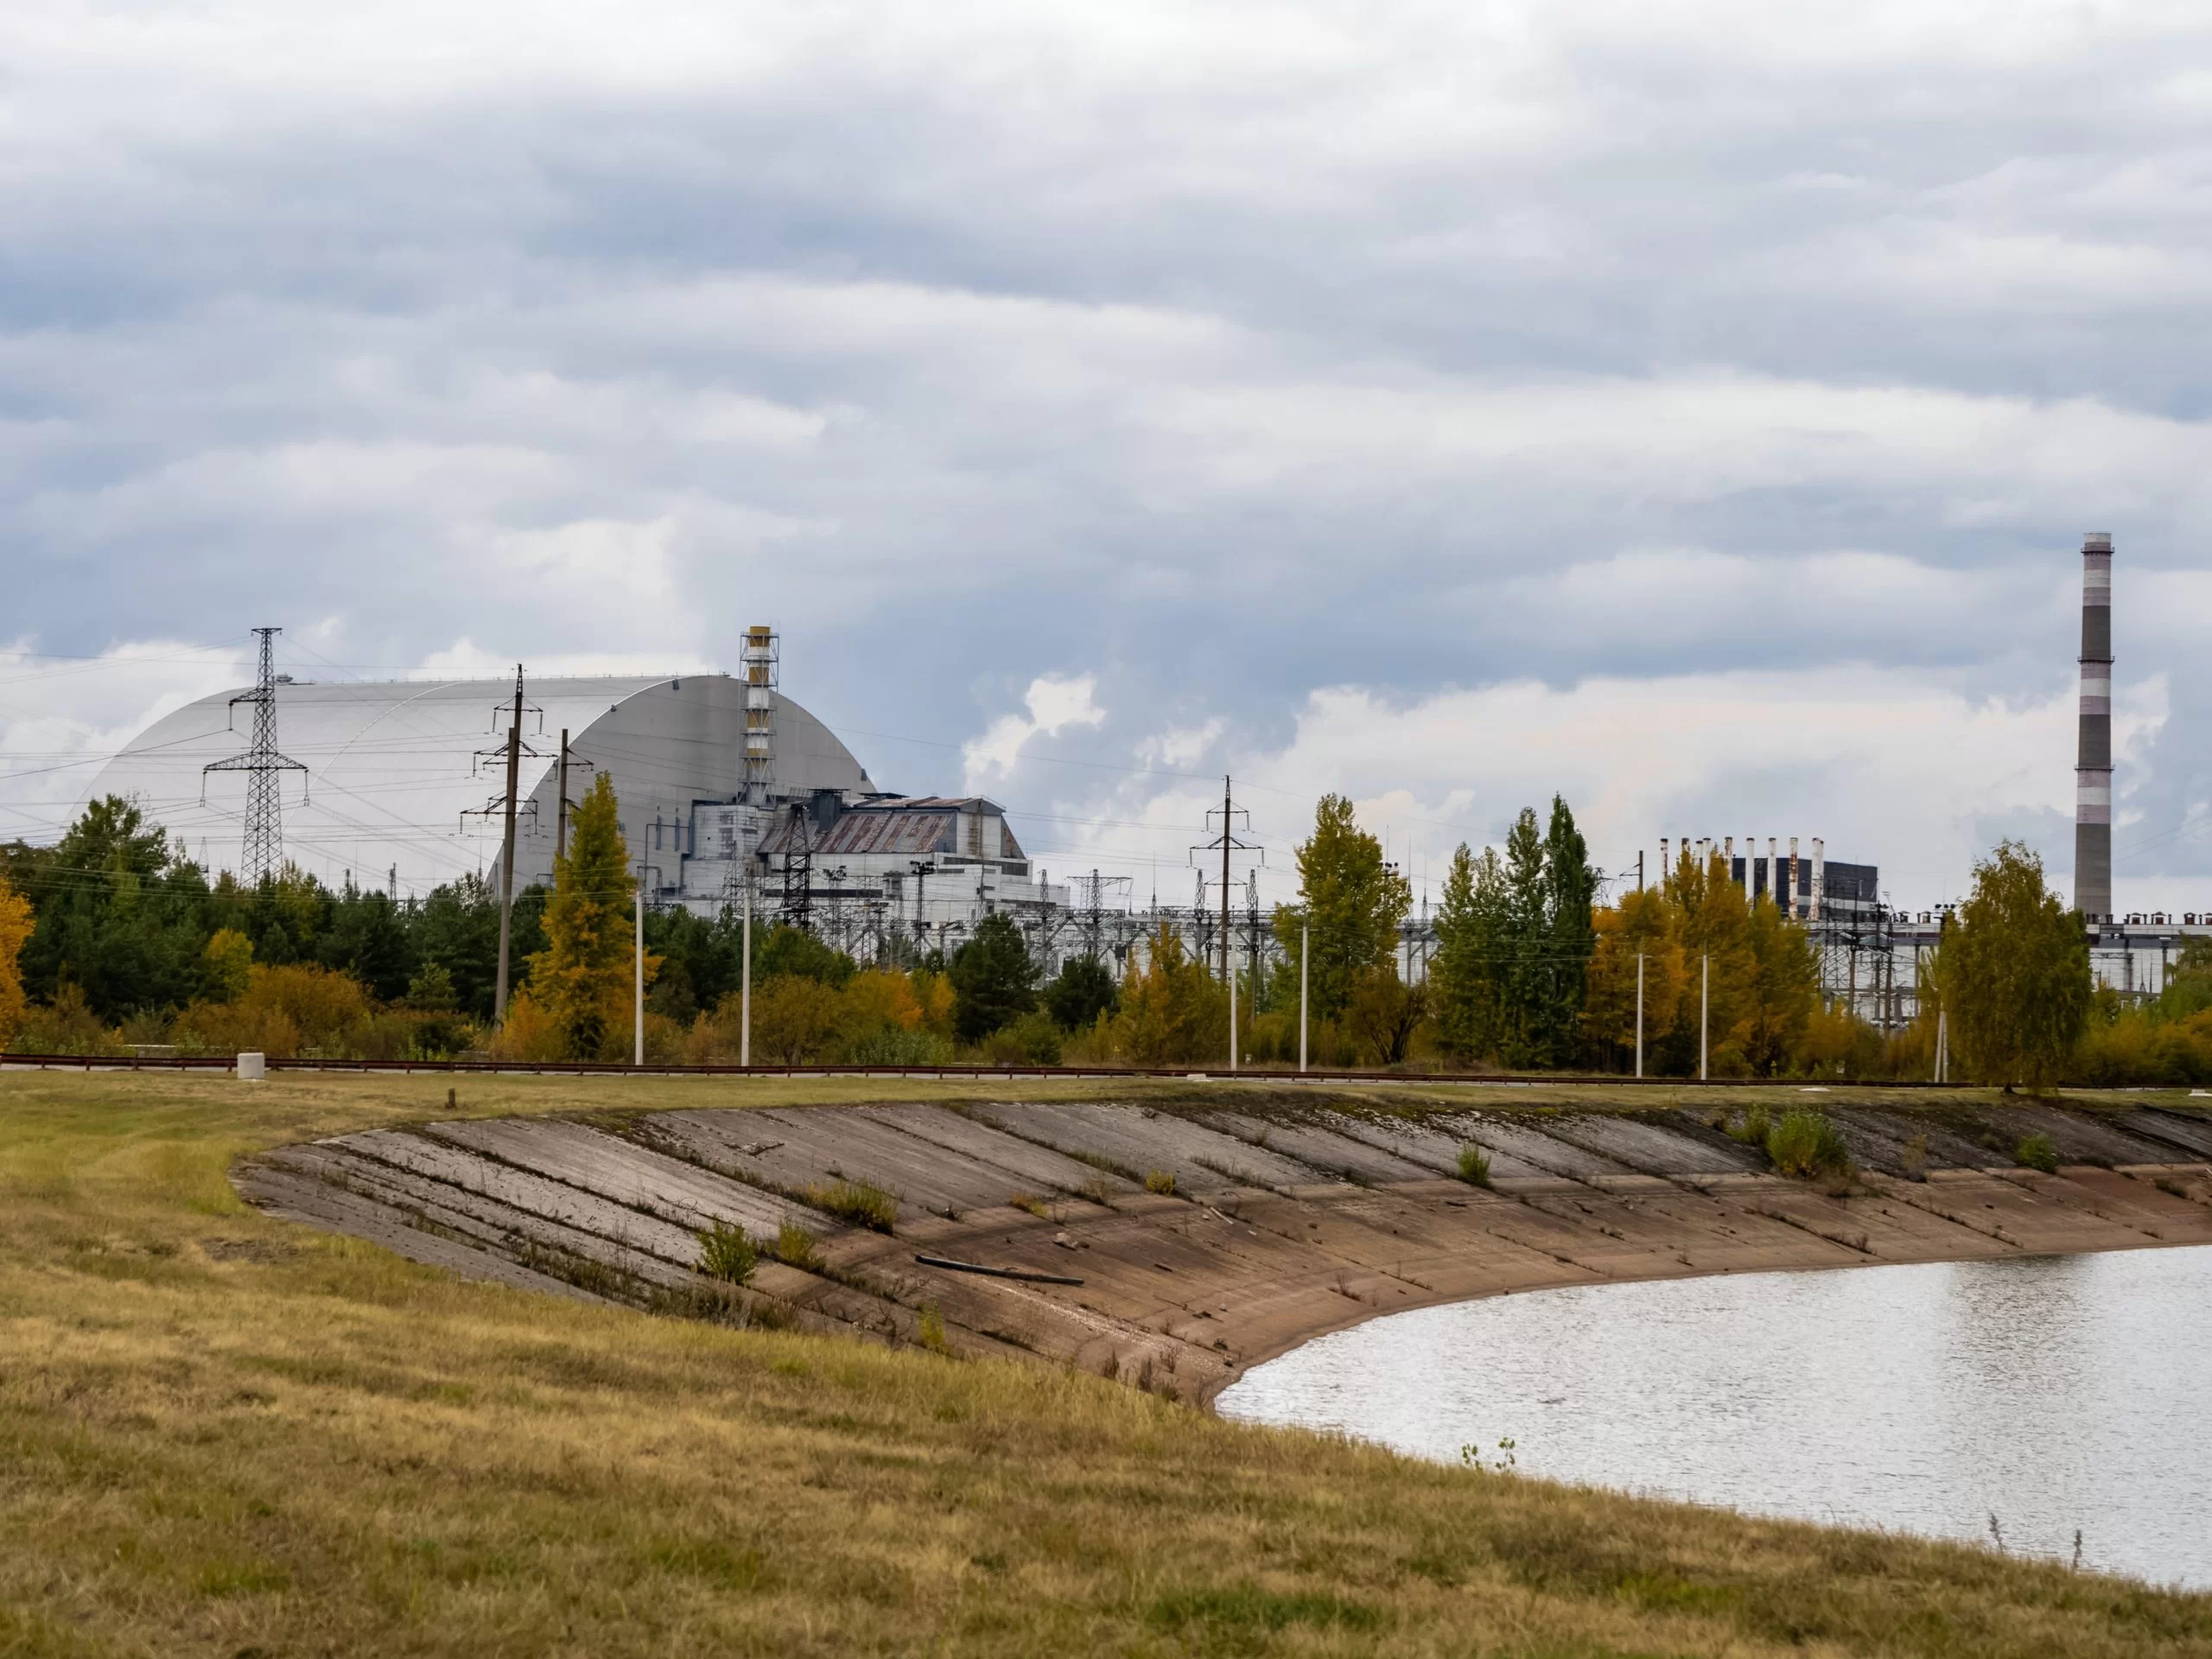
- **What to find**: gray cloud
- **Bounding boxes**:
[4,0,2210,900]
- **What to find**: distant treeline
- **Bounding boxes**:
[1,791,2206,1084]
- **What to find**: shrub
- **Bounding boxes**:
[839,1023,954,1066]
[803,1179,899,1233]
[1727,1104,1771,1147]
[916,1304,950,1355]
[1143,1168,1177,1197]
[1766,1110,1850,1179]
[981,1010,1062,1066]
[1456,1145,1491,1187]
[695,1222,758,1285]
[774,1221,821,1269]
[13,982,120,1056]
[2014,1133,2060,1174]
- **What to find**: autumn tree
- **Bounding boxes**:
[1940,841,2091,1087]
[0,874,33,1051]
[1272,794,1410,1021]
[1111,922,1225,1065]
[526,772,653,1060]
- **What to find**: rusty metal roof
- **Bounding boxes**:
[756,796,1027,861]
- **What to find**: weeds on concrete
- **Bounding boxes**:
[1728,1104,1773,1151]
[2015,1134,2061,1174]
[1007,1194,1053,1219]
[1766,1111,1851,1179]
[917,1303,950,1355]
[803,1179,899,1233]
[1144,1169,1177,1196]
[775,1221,822,1269]
[695,1222,758,1286]
[1456,1146,1491,1188]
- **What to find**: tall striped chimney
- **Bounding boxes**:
[2076,532,2113,921]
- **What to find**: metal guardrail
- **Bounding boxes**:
[0,1051,1956,1087]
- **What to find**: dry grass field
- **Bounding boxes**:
[3,1068,2209,1657]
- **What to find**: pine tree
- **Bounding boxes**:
[1430,843,1509,1061]
[948,912,1037,1042]
[526,772,650,1060]
[1536,795,1596,1063]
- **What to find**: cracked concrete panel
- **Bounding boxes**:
[323,1129,708,1262]
[1534,1114,1759,1177]
[1313,1111,1554,1181]
[852,1104,1138,1199]
[1193,1112,1434,1185]
[990,1101,1322,1192]
[1426,1116,1637,1181]
[428,1116,796,1240]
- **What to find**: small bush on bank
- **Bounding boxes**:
[1727,1103,1771,1148]
[1143,1169,1177,1196]
[1766,1110,1850,1179]
[1456,1145,1491,1187]
[695,1223,758,1285]
[802,1179,899,1233]
[2014,1133,2060,1174]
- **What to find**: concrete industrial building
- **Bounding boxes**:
[82,631,1069,956]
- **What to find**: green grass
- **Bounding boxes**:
[2,1069,2208,1656]
[1456,1144,1492,1187]
[2017,1132,2063,1174]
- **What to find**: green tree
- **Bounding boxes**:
[1535,796,1597,1061]
[753,925,856,988]
[1736,897,1820,1077]
[1044,955,1119,1030]
[948,912,1036,1042]
[17,797,213,1017]
[1273,794,1410,1021]
[1940,841,2091,1087]
[1430,843,1510,1061]
[526,772,648,1059]
[1345,964,1426,1065]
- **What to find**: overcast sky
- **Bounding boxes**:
[3,0,2209,913]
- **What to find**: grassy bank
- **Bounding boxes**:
[3,1071,2208,1657]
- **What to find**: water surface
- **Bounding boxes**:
[1219,1246,2212,1588]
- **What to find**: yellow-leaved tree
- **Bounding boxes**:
[523,772,656,1061]
[0,874,34,1051]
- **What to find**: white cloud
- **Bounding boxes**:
[963,674,1107,790]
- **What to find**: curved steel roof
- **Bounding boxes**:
[82,674,875,896]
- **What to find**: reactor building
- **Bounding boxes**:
[81,626,1068,956]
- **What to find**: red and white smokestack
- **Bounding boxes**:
[2076,532,2113,921]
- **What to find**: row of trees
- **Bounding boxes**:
[2,788,2204,1084]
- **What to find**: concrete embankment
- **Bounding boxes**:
[237,1091,2212,1405]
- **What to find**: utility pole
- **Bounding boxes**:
[556,729,571,862]
[1299,918,1310,1074]
[1635,953,1644,1079]
[201,626,307,886]
[1700,953,1709,1082]
[634,870,645,1067]
[495,666,523,1022]
[741,878,753,1067]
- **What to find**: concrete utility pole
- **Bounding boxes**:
[1700,953,1710,1081]
[741,879,753,1067]
[633,874,645,1067]
[1635,953,1644,1079]
[1299,918,1309,1075]
[1229,958,1238,1073]
[493,665,523,1023]
[556,729,569,862]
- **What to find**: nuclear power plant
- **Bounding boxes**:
[74,533,2211,1007]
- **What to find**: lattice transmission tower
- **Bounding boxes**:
[202,626,307,886]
